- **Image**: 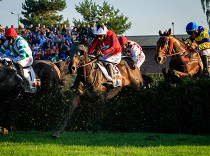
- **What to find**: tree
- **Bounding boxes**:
[74,0,131,35]
[201,0,210,28]
[20,0,68,29]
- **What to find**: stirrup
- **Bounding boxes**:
[104,80,114,89]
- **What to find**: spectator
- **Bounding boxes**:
[49,24,54,32]
[67,23,72,34]
[42,38,50,50]
[33,50,42,60]
[59,41,70,57]
[64,38,71,50]
[0,25,4,36]
[16,24,23,35]
[34,43,40,51]
[36,23,41,31]
[55,24,60,31]
[49,31,55,42]
[39,35,47,46]
[50,49,62,62]
[41,25,47,34]
[61,24,67,35]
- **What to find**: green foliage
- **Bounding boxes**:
[20,0,67,29]
[201,0,210,29]
[74,0,132,35]
[0,75,210,134]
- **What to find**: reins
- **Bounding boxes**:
[78,58,97,68]
[159,35,187,58]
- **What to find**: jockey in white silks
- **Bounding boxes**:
[118,36,145,70]
[0,26,34,92]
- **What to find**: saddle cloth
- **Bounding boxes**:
[97,62,122,87]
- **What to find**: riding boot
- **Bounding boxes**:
[14,63,30,92]
[201,55,210,77]
[106,64,114,87]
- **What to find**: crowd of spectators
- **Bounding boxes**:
[0,23,96,62]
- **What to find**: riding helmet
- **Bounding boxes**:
[118,36,128,46]
[186,22,198,32]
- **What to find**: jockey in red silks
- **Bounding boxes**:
[118,36,145,70]
[88,24,122,85]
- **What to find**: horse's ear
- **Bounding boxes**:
[167,28,171,35]
[159,30,162,36]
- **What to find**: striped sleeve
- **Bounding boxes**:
[16,38,29,59]
[0,41,9,55]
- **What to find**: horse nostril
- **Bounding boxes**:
[72,66,76,71]
[157,57,161,61]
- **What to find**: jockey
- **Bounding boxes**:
[185,22,210,76]
[88,24,122,86]
[0,26,33,92]
[118,36,145,70]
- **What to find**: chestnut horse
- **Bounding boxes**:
[52,42,146,137]
[155,29,203,82]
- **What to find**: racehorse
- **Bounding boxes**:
[52,42,148,137]
[54,57,72,87]
[155,28,203,82]
[0,59,62,102]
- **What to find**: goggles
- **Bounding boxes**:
[96,35,103,39]
[187,31,195,35]
[5,36,14,40]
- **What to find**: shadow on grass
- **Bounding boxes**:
[0,131,210,147]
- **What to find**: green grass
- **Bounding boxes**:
[0,131,209,155]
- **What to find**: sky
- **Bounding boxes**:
[0,0,208,36]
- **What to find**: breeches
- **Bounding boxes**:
[199,49,210,56]
[134,53,145,69]
[99,53,121,65]
[10,56,33,67]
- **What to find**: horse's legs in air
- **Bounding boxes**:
[105,87,122,100]
[52,92,80,138]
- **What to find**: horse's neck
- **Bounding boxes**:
[173,37,185,52]
[83,57,94,84]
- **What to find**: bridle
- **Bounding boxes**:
[157,35,187,59]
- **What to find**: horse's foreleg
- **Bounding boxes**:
[92,99,105,133]
[105,87,122,100]
[52,92,80,138]
[173,67,199,77]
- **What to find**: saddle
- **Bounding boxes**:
[121,57,136,70]
[96,62,122,87]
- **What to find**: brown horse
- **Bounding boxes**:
[155,29,203,82]
[52,42,146,137]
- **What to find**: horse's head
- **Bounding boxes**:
[0,61,23,101]
[69,42,89,74]
[155,28,173,64]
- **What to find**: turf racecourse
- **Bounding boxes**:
[0,131,209,155]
